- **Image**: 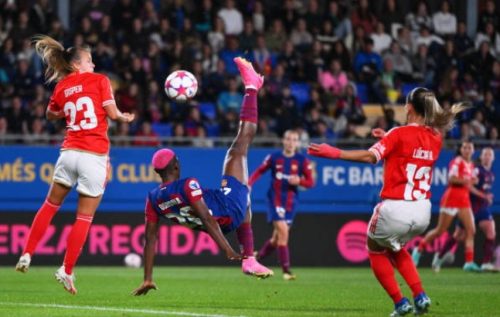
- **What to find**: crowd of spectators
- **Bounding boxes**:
[0,0,500,147]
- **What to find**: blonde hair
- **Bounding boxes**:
[33,35,90,83]
[407,87,469,131]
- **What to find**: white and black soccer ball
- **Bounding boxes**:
[164,70,198,102]
[124,252,142,268]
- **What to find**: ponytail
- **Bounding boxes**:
[33,35,89,83]
[407,87,469,131]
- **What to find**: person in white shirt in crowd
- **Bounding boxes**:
[405,1,433,38]
[217,0,243,35]
[383,41,413,82]
[252,1,265,33]
[371,22,392,54]
[290,18,313,50]
[432,0,457,37]
[475,21,500,58]
[415,25,444,49]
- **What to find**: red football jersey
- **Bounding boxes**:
[440,156,474,208]
[48,72,115,154]
[369,124,443,200]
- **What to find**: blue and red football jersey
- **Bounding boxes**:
[145,176,248,233]
[471,165,495,212]
[249,151,313,213]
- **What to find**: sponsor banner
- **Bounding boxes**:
[0,146,499,213]
[0,212,496,266]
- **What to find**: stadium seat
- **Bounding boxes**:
[290,82,311,107]
[401,83,420,98]
[205,123,220,137]
[151,123,172,137]
[198,102,217,120]
[355,83,369,103]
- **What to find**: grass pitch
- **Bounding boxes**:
[1,266,499,317]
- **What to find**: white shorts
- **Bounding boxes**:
[367,199,431,251]
[53,150,109,197]
[440,207,458,216]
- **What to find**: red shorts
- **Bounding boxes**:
[440,187,471,209]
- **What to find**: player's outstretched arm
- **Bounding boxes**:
[308,143,377,164]
[132,221,159,296]
[105,102,135,123]
[191,199,243,261]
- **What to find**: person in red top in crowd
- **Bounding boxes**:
[249,129,314,280]
[411,141,481,272]
[308,87,467,316]
[15,35,135,294]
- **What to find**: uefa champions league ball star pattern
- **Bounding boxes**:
[164,70,198,102]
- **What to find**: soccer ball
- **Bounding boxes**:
[124,252,142,268]
[164,70,198,102]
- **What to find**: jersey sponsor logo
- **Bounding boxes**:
[276,172,292,180]
[158,197,182,210]
[64,85,83,97]
[188,180,200,190]
[412,147,434,160]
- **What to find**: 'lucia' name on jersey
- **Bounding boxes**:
[64,85,83,97]
[412,147,433,160]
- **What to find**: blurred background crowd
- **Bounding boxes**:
[0,0,500,147]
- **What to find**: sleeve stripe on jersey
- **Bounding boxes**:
[368,148,381,162]
[102,100,115,107]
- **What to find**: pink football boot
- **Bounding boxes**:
[242,256,274,279]
[233,57,264,90]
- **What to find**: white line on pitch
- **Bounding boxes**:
[0,302,248,317]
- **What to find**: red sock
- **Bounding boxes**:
[257,239,276,259]
[465,247,474,263]
[240,89,258,123]
[236,223,254,257]
[63,214,93,274]
[438,235,457,258]
[368,251,403,304]
[23,199,60,256]
[278,245,291,274]
[417,240,427,252]
[392,249,424,298]
[483,239,495,263]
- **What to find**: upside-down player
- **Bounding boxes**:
[249,129,314,280]
[412,141,481,272]
[308,88,467,316]
[15,35,135,294]
[132,57,273,296]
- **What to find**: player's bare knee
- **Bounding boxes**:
[227,146,247,159]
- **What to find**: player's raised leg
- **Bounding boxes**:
[16,182,69,273]
[223,57,272,278]
[221,57,263,183]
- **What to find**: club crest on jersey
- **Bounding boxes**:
[221,179,228,187]
[291,164,298,171]
[189,180,200,190]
